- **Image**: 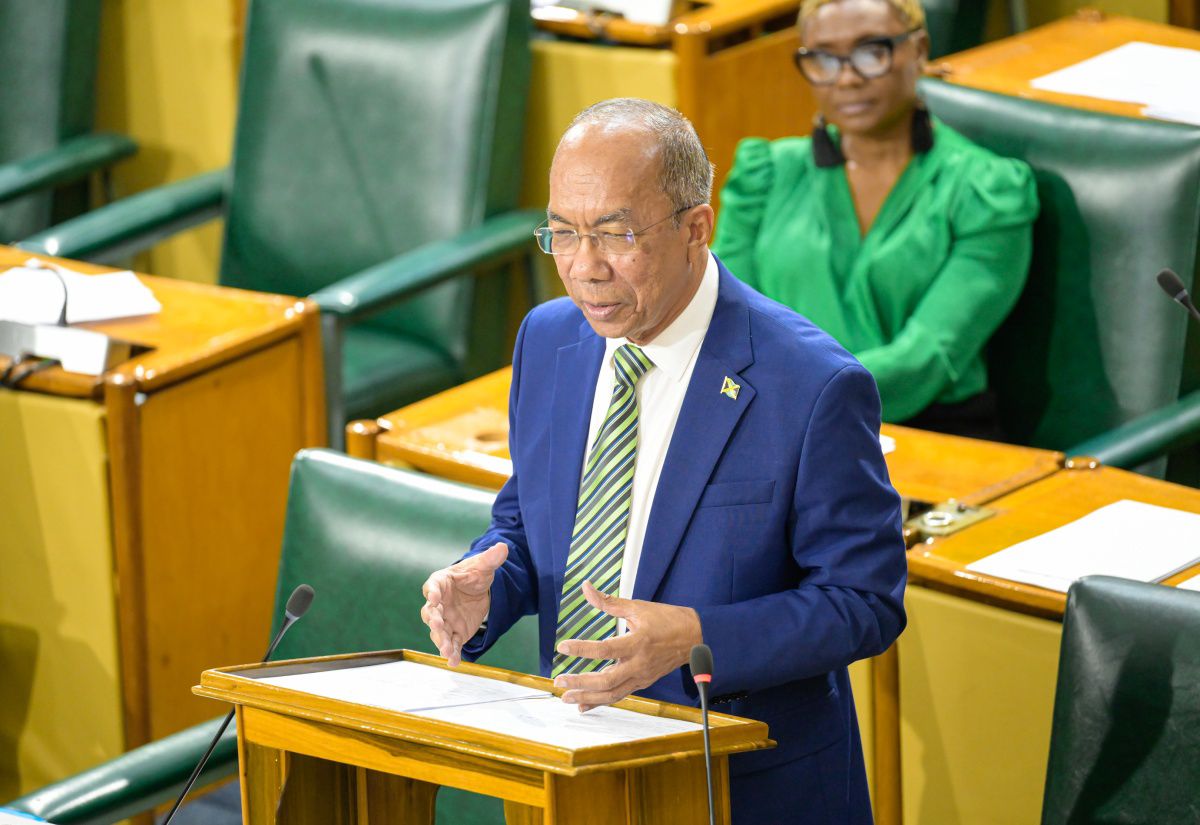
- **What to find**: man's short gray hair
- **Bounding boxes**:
[565,98,714,221]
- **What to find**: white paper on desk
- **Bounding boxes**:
[256,660,549,714]
[413,696,701,749]
[1177,572,1200,592]
[0,259,161,325]
[880,433,896,455]
[966,499,1200,593]
[1031,42,1200,115]
[1143,104,1200,126]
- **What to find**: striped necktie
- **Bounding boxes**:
[552,343,654,677]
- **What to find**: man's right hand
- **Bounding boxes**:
[420,542,508,667]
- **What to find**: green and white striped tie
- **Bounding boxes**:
[552,343,654,677]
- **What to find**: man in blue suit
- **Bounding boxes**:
[421,98,906,823]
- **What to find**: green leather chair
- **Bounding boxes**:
[1042,576,1200,824]
[3,449,538,825]
[921,79,1200,478]
[19,0,542,447]
[0,0,137,242]
[922,0,1027,60]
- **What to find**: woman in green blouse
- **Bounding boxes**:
[713,0,1038,438]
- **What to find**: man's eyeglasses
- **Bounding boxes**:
[534,205,693,256]
[793,29,921,86]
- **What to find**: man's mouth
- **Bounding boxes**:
[581,300,621,320]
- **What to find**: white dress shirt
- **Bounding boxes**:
[581,252,719,630]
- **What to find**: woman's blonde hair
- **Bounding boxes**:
[798,0,926,31]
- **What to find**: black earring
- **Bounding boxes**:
[911,102,934,154]
[811,114,845,168]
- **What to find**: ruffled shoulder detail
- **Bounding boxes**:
[938,127,1039,236]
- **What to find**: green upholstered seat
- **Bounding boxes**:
[20,0,541,445]
[921,79,1200,477]
[1042,576,1200,824]
[5,450,537,824]
[0,0,136,242]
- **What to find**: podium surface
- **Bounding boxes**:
[196,650,772,824]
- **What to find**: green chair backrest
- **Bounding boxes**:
[1043,576,1200,824]
[0,0,103,240]
[922,0,988,60]
[219,0,530,364]
[921,79,1200,451]
[267,449,537,824]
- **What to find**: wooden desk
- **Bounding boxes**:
[522,0,817,213]
[898,464,1200,825]
[0,248,324,795]
[348,366,1064,509]
[934,12,1200,118]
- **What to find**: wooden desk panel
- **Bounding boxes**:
[934,12,1200,119]
[0,247,325,792]
[353,368,1063,510]
[909,464,1200,619]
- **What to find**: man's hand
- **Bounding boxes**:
[420,542,508,667]
[553,581,703,712]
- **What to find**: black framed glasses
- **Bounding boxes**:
[793,29,921,85]
[533,205,694,256]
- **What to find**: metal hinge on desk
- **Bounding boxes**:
[905,498,995,540]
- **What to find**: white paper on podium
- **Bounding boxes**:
[1031,42,1200,116]
[254,660,701,748]
[880,433,896,455]
[966,499,1200,593]
[257,660,547,713]
[414,696,701,749]
[1178,572,1200,592]
[0,259,161,325]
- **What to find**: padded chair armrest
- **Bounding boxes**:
[312,209,543,319]
[1066,390,1200,469]
[17,169,228,263]
[3,715,237,825]
[0,134,136,204]
[0,133,137,204]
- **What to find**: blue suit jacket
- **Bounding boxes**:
[464,258,906,823]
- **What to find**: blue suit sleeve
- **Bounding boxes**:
[461,316,539,660]
[693,364,907,696]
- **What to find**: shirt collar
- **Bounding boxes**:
[604,251,719,384]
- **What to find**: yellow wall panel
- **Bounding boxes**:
[94,0,240,284]
[0,391,124,796]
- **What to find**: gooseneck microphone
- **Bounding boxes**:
[690,643,716,825]
[1156,268,1200,324]
[160,584,315,825]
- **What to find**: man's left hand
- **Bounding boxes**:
[553,581,703,712]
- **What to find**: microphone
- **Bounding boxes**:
[690,643,715,825]
[1156,268,1200,324]
[160,584,315,825]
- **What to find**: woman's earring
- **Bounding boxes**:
[911,101,934,154]
[811,114,845,167]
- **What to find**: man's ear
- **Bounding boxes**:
[687,203,716,249]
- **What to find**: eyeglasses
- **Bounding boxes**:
[533,206,693,256]
[793,29,921,85]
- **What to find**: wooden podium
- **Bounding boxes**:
[195,650,773,824]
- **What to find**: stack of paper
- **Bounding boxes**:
[0,259,161,326]
[256,660,700,749]
[1031,42,1200,125]
[966,499,1200,593]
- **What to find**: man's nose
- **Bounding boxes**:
[570,234,613,280]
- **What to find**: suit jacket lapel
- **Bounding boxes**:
[633,267,756,602]
[549,322,604,606]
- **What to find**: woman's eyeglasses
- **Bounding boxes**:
[793,29,921,85]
